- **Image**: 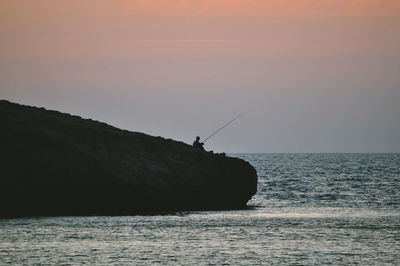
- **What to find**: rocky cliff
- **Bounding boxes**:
[0,100,257,217]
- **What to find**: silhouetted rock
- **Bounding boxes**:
[0,100,257,217]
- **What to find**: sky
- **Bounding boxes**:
[1,0,400,152]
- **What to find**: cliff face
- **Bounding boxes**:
[0,100,257,217]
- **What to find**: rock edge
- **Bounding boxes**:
[0,100,257,217]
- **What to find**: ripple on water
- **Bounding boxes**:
[1,154,400,264]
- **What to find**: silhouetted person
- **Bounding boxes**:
[193,136,205,151]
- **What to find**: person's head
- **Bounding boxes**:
[196,136,200,141]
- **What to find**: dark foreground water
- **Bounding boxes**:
[1,153,399,265]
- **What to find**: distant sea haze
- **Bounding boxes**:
[1,153,399,264]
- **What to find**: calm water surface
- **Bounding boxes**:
[1,153,399,264]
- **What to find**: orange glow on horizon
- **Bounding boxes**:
[1,0,400,153]
[125,0,400,17]
[2,0,400,20]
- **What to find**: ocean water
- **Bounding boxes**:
[1,153,399,265]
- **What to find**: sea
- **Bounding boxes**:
[1,153,399,265]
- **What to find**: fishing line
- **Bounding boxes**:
[202,111,248,143]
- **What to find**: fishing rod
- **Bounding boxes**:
[202,111,247,143]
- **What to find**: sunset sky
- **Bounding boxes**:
[1,0,399,152]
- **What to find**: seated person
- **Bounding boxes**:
[192,136,205,151]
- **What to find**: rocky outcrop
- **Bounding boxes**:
[0,100,257,217]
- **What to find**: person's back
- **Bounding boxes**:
[193,136,205,151]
